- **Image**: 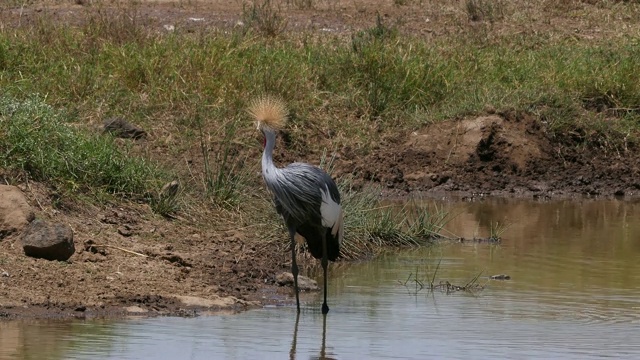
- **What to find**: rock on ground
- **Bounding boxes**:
[173,295,256,308]
[276,272,319,291]
[21,219,75,261]
[0,185,35,240]
[103,117,147,139]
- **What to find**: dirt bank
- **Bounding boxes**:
[351,111,640,199]
[0,185,287,320]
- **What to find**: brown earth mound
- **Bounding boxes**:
[353,112,640,198]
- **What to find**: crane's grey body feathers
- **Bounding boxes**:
[268,163,343,261]
[266,162,333,224]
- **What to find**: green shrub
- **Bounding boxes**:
[0,95,166,199]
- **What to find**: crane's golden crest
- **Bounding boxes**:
[247,96,288,130]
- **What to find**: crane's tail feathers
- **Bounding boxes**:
[247,95,288,130]
[297,224,342,262]
[325,227,341,261]
[332,208,344,247]
[303,228,341,262]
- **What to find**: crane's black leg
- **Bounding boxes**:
[321,232,329,315]
[289,227,301,312]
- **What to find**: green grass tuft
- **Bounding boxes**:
[296,152,451,259]
[0,95,168,200]
[488,221,510,242]
[336,180,450,259]
[241,0,288,37]
[465,0,506,22]
[198,111,253,208]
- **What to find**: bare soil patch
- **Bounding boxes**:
[351,111,640,198]
[0,182,317,319]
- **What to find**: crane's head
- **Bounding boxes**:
[247,96,288,142]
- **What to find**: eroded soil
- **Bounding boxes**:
[0,185,295,320]
[2,0,640,321]
[353,111,640,198]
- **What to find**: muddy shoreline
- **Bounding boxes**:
[2,190,636,322]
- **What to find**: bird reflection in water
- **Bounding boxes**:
[290,312,338,360]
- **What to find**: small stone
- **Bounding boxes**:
[275,272,319,291]
[117,226,133,237]
[103,117,147,139]
[0,185,35,240]
[159,181,179,200]
[484,105,496,114]
[125,306,148,313]
[174,295,239,308]
[490,274,511,280]
[22,220,75,261]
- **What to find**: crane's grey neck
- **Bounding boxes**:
[261,128,278,177]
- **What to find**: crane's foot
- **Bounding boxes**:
[321,303,329,315]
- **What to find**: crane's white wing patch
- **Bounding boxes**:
[320,185,342,232]
[333,207,344,245]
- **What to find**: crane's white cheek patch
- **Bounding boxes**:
[320,185,341,229]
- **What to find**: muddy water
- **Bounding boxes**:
[2,198,640,360]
